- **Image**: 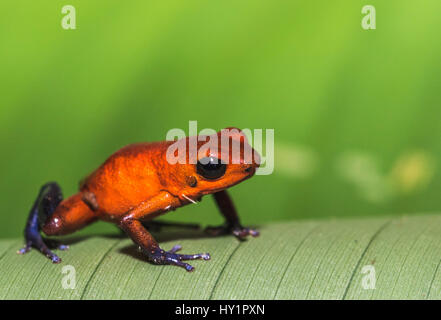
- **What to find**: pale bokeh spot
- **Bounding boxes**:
[275,143,318,178]
[336,152,392,203]
[337,150,436,203]
[388,151,435,194]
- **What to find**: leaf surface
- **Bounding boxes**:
[1,215,440,299]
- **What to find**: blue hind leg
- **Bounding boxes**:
[17,182,69,263]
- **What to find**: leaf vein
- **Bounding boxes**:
[341,219,392,300]
[391,221,433,298]
[147,264,165,300]
[208,241,241,300]
[273,223,321,299]
[427,258,441,299]
[80,239,122,299]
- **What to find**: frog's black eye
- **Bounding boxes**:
[196,157,227,180]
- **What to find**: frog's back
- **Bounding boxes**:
[80,141,173,216]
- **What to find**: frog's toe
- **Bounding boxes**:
[172,251,211,261]
[17,243,32,255]
[148,246,210,272]
[50,254,62,264]
[169,244,182,253]
[232,227,259,239]
[44,238,69,251]
[205,224,259,240]
[165,245,210,261]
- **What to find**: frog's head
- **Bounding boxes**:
[164,127,260,201]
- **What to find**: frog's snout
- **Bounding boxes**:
[244,154,260,175]
[245,166,255,174]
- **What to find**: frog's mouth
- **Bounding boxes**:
[199,173,255,196]
[244,163,258,176]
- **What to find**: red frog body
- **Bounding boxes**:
[19,128,260,271]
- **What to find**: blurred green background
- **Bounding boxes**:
[0,0,440,238]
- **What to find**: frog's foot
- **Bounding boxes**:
[17,232,63,264]
[148,245,210,272]
[205,223,259,240]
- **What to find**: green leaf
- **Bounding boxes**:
[1,214,440,299]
